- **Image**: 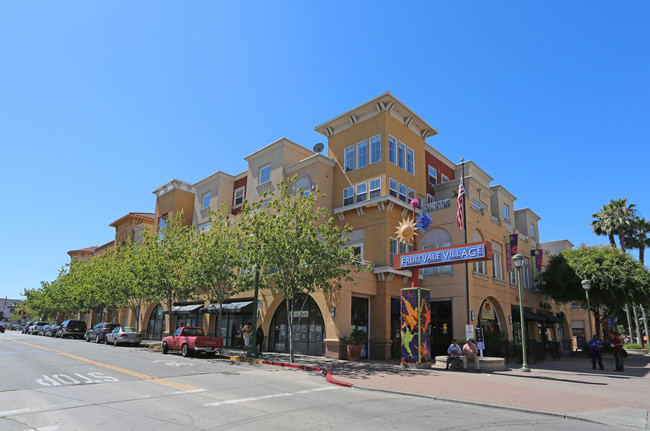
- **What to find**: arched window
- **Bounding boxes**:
[145,304,165,340]
[293,175,312,196]
[420,228,452,275]
[472,230,487,275]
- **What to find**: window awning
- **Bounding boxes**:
[538,313,564,324]
[163,304,203,315]
[201,301,253,314]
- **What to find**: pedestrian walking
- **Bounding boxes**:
[241,322,252,353]
[256,325,264,355]
[588,334,604,370]
[609,330,624,371]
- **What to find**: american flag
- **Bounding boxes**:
[456,177,465,231]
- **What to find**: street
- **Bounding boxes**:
[1,331,615,430]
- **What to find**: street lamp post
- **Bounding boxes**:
[581,279,593,340]
[513,253,530,372]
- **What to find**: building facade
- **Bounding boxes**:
[69,92,591,360]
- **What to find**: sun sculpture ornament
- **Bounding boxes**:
[395,217,418,244]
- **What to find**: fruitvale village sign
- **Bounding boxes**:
[394,242,492,270]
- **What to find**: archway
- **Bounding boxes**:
[478,298,503,356]
[145,304,165,340]
[268,294,325,355]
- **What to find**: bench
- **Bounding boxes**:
[434,355,506,371]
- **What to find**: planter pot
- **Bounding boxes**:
[347,345,362,361]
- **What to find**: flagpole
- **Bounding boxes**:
[462,159,470,325]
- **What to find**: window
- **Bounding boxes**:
[398,141,406,170]
[399,241,413,254]
[473,259,486,275]
[234,186,245,207]
[356,140,368,169]
[260,164,271,185]
[369,135,381,164]
[349,242,364,261]
[389,238,398,265]
[158,214,168,240]
[503,204,510,221]
[492,252,503,280]
[407,147,414,175]
[530,224,536,238]
[202,192,210,209]
[408,187,415,202]
[509,269,517,286]
[356,182,367,202]
[420,240,452,275]
[441,173,449,183]
[389,178,398,198]
[369,177,381,199]
[344,146,355,173]
[198,222,210,232]
[343,186,354,206]
[389,136,397,164]
[428,166,437,185]
[427,194,435,205]
[523,259,531,289]
[398,183,407,202]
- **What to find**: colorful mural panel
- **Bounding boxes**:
[401,287,431,368]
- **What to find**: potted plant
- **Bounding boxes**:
[341,328,368,361]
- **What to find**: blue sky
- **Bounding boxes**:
[1,2,649,300]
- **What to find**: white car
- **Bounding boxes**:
[105,327,143,347]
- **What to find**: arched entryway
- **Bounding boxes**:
[478,298,503,356]
[268,294,325,356]
[145,304,165,340]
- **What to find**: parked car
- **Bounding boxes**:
[105,326,143,347]
[0,322,5,333]
[30,321,49,335]
[162,326,223,357]
[57,319,88,339]
[45,324,60,337]
[36,322,51,336]
[22,322,33,334]
[85,322,120,343]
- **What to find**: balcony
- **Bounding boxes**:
[469,201,484,215]
[424,198,450,212]
[490,214,501,225]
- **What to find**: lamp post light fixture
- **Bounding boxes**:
[581,279,593,340]
[512,253,530,372]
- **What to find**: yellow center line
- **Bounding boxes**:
[7,338,198,391]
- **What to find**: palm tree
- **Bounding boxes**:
[626,217,650,265]
[591,198,637,252]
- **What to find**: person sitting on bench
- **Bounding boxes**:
[463,338,481,372]
[446,339,462,370]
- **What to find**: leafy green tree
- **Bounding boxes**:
[189,207,243,337]
[114,240,153,330]
[538,245,650,337]
[141,211,197,336]
[239,178,368,362]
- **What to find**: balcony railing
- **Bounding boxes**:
[424,198,451,212]
[490,214,501,225]
[469,201,484,215]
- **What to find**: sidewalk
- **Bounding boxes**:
[141,341,650,429]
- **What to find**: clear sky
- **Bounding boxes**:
[1,2,648,300]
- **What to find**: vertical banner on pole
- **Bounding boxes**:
[400,287,431,369]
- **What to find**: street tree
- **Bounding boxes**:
[140,211,197,336]
[189,207,243,338]
[591,198,637,252]
[538,245,650,337]
[113,240,152,330]
[239,178,368,362]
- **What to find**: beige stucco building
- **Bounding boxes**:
[69,92,592,360]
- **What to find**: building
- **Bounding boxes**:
[70,92,591,360]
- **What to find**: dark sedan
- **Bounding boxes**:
[85,322,120,343]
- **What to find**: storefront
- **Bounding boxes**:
[145,304,165,340]
[268,294,325,355]
[478,299,502,356]
[430,300,453,356]
[201,301,254,347]
[166,304,203,328]
[351,296,369,359]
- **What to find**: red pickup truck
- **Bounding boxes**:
[161,327,223,357]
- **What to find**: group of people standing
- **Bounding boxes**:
[445,338,481,372]
[241,322,264,354]
[588,330,626,372]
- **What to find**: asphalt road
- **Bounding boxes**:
[0,331,615,431]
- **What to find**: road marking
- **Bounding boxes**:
[8,339,199,392]
[153,359,194,367]
[204,386,338,407]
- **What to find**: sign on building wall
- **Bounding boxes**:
[394,241,492,270]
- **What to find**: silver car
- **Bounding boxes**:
[105,327,143,347]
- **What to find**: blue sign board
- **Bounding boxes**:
[395,241,491,270]
[607,318,615,328]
